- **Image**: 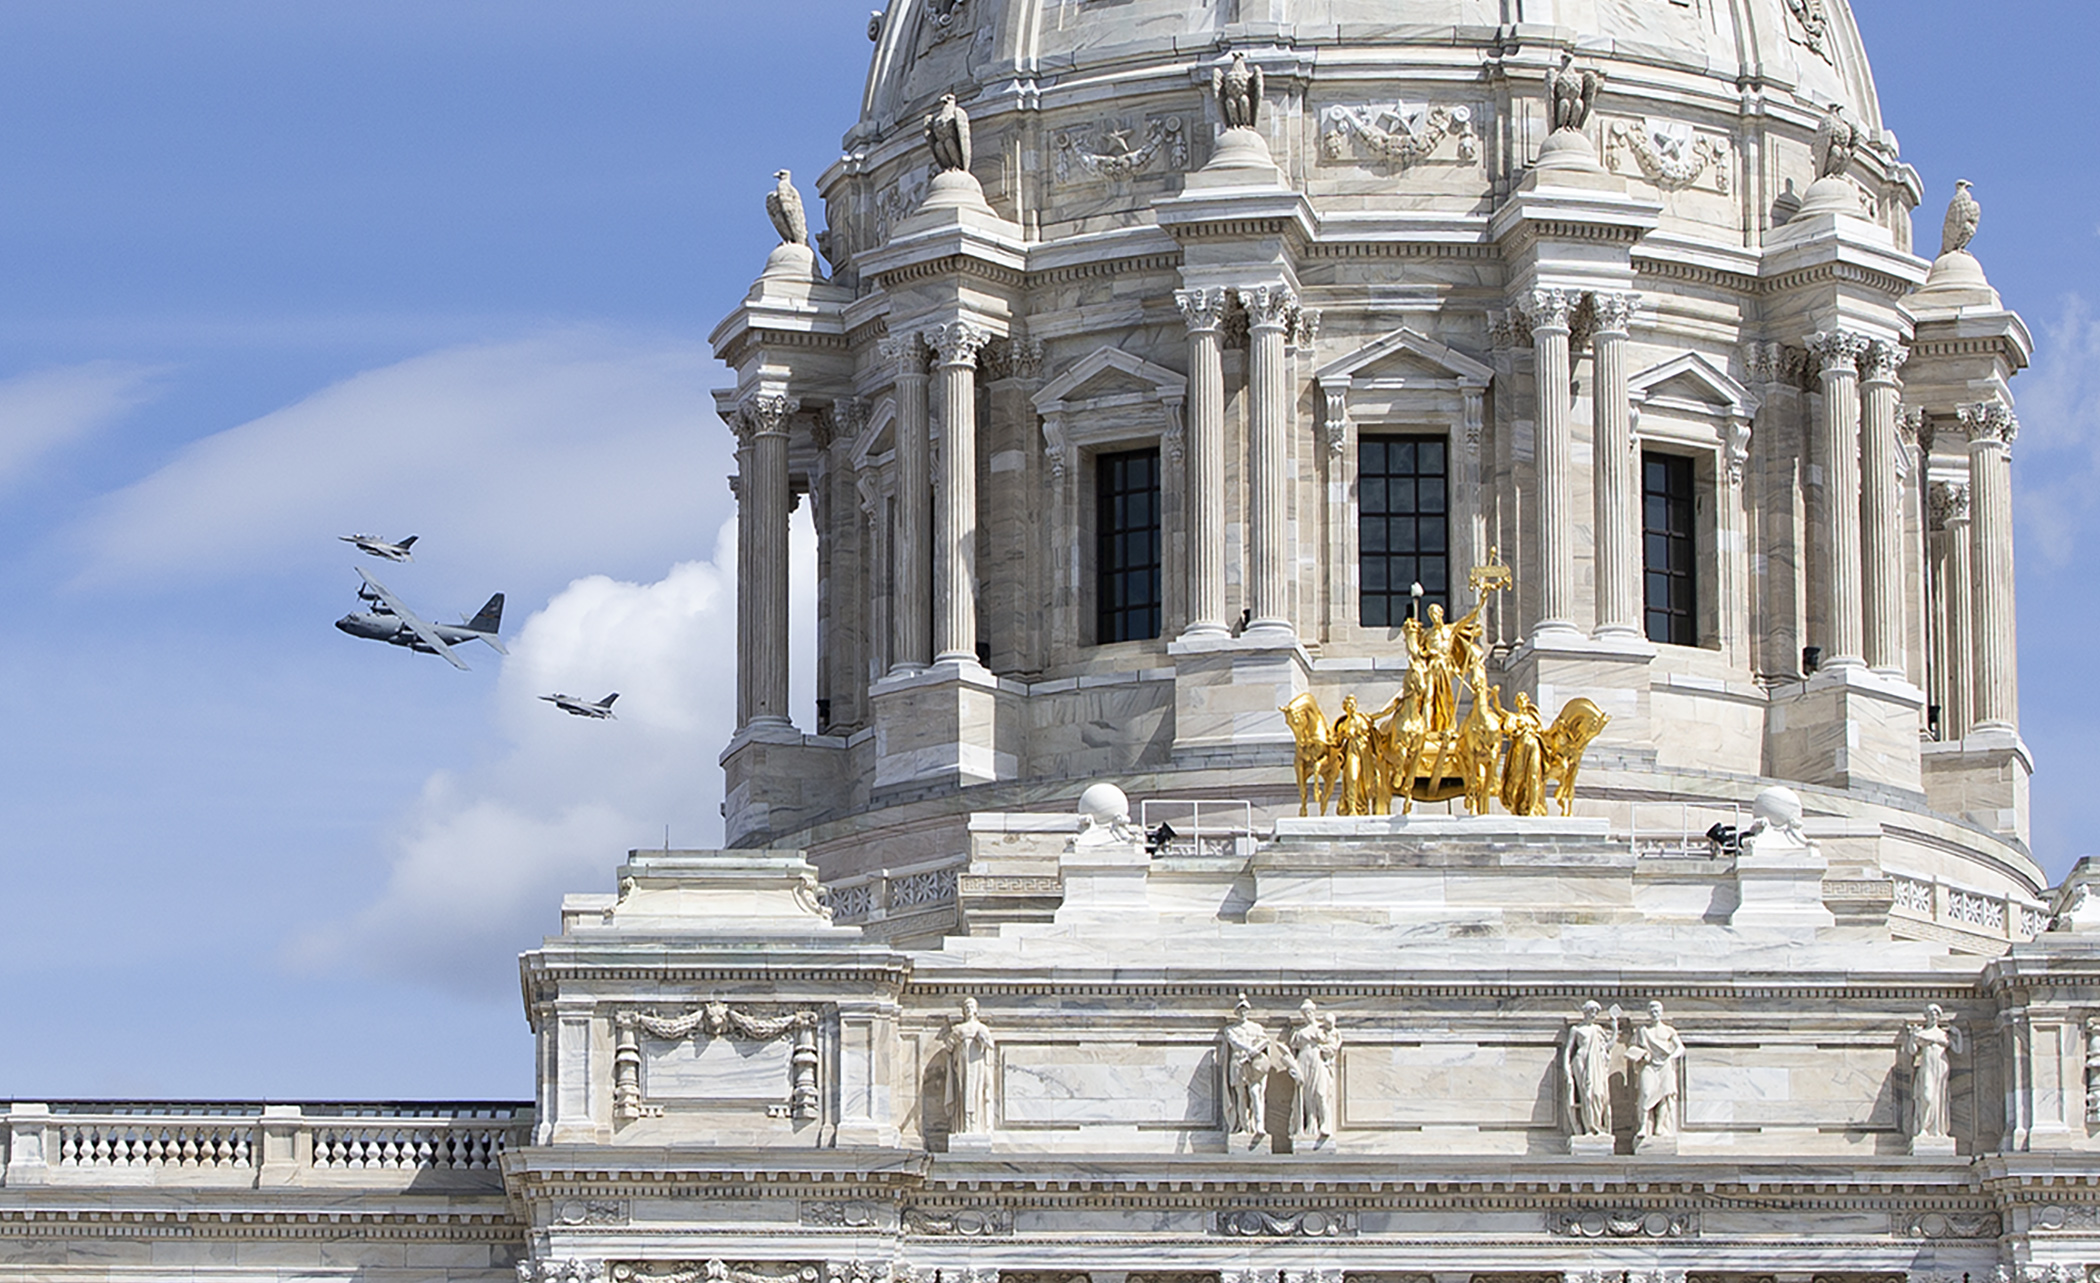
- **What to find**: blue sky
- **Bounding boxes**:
[0,1,2091,1101]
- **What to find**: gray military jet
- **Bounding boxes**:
[340,533,418,562]
[335,569,506,671]
[540,692,618,719]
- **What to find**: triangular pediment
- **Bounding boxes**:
[1630,352,1756,417]
[1317,326,1493,387]
[1034,346,1187,412]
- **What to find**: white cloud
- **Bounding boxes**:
[72,332,731,595]
[0,360,162,488]
[297,513,819,993]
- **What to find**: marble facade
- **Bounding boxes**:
[4,3,2085,1283]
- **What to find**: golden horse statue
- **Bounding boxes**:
[1543,696,1612,816]
[1280,692,1342,816]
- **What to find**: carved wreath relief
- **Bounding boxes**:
[1053,117,1186,184]
[1605,118,1731,193]
[1320,101,1478,168]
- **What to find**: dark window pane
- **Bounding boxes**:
[1096,448,1164,643]
[1359,433,1452,626]
[1641,451,1698,647]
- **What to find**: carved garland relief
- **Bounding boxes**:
[1605,118,1731,193]
[1319,101,1478,168]
[1053,117,1187,184]
[612,1002,822,1123]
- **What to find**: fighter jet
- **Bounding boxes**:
[340,533,418,562]
[540,692,619,720]
[335,569,506,671]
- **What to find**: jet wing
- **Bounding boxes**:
[357,569,469,671]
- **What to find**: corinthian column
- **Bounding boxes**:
[1238,284,1298,640]
[1522,289,1580,641]
[929,319,992,667]
[1806,330,1872,673]
[733,393,797,729]
[1930,480,1973,741]
[1859,339,1910,677]
[1589,292,1641,640]
[880,335,932,674]
[1176,287,1231,640]
[1961,400,2020,731]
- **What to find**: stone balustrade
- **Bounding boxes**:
[1887,872,2049,947]
[818,861,960,926]
[1,1101,530,1189]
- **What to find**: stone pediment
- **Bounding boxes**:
[1629,351,1757,418]
[1033,346,1187,413]
[1316,325,1493,390]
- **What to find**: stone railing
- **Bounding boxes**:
[1888,872,2048,948]
[1,1101,531,1190]
[819,861,960,926]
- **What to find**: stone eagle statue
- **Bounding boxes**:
[765,170,808,248]
[1814,105,1860,181]
[1546,52,1603,133]
[1941,179,1981,257]
[925,93,972,174]
[1214,52,1263,131]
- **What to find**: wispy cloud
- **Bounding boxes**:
[0,360,163,489]
[72,331,728,594]
[2011,295,2100,569]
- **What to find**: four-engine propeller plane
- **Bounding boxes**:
[340,533,418,562]
[540,692,619,720]
[335,568,506,671]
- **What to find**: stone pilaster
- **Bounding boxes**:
[1806,330,1872,673]
[1589,292,1641,640]
[733,392,797,730]
[929,320,992,667]
[1961,399,2020,732]
[1176,287,1231,640]
[1744,341,1810,682]
[881,334,932,675]
[1930,480,1974,741]
[1238,284,1297,641]
[1859,339,1910,678]
[1522,288,1581,643]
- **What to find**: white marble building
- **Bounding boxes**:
[7,4,2097,1283]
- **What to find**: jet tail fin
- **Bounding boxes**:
[399,535,418,549]
[602,693,619,708]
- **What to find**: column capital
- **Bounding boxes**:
[733,393,799,441]
[877,332,929,377]
[1518,287,1575,334]
[1744,340,1810,388]
[928,319,994,368]
[1175,287,1231,333]
[1960,399,2019,448]
[1234,283,1299,330]
[816,397,866,451]
[1805,329,1873,375]
[1861,338,1910,385]
[979,335,1042,383]
[1587,290,1640,337]
[1291,307,1322,351]
[1929,479,1972,531]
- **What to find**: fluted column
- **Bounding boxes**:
[1930,480,1974,741]
[930,319,992,666]
[1522,289,1579,640]
[1962,400,2020,731]
[1589,291,1641,640]
[1859,339,1910,677]
[1238,284,1298,640]
[733,392,796,729]
[1176,288,1231,640]
[882,335,931,675]
[1806,330,1872,673]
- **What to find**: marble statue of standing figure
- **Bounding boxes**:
[1220,995,1275,1143]
[1562,1000,1619,1139]
[943,997,997,1135]
[1903,1004,1965,1140]
[1623,1000,1686,1144]
[1288,999,1341,1144]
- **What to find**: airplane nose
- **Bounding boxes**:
[334,616,356,633]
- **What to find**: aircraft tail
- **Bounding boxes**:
[602,693,619,708]
[399,535,418,549]
[467,593,506,653]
